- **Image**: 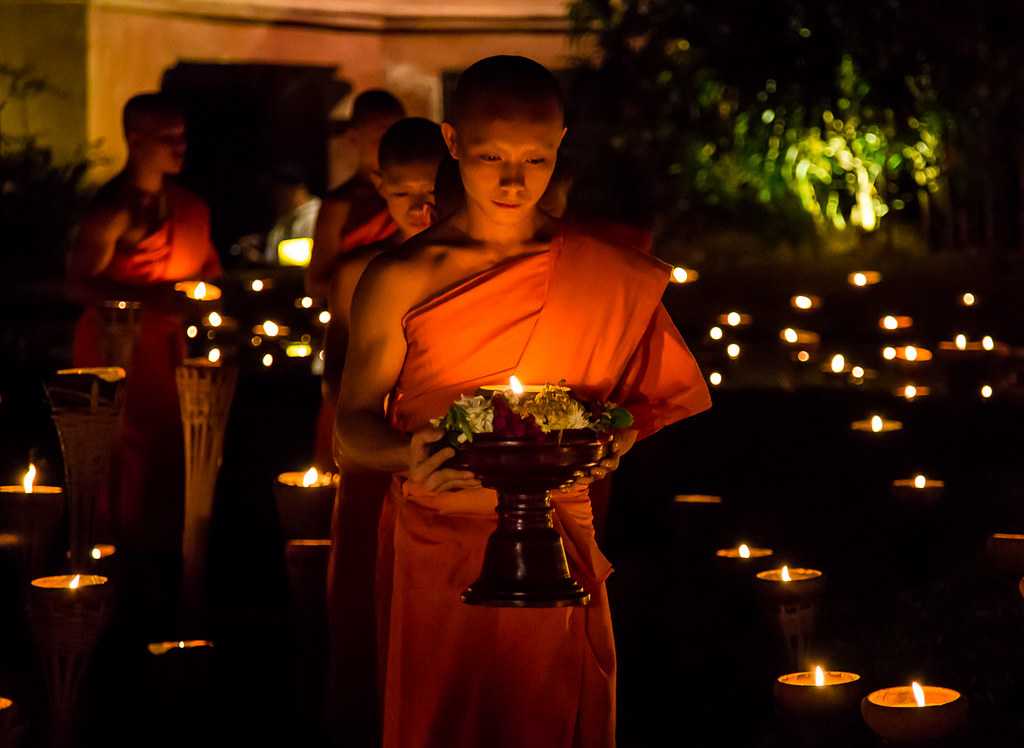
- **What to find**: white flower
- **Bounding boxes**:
[453,395,494,434]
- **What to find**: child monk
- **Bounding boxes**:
[336,56,711,747]
[322,117,447,745]
[307,89,405,297]
[67,92,221,621]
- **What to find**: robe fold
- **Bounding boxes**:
[72,183,221,552]
[379,226,711,748]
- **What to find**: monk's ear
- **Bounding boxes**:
[369,170,384,195]
[441,122,460,160]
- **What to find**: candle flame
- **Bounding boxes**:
[982,336,994,351]
[797,350,810,362]
[208,312,222,327]
[262,353,274,367]
[912,681,925,707]
[781,565,792,582]
[302,467,319,488]
[509,375,524,396]
[709,371,722,387]
[670,266,688,284]
[301,296,313,309]
[727,343,741,359]
[815,666,825,687]
[904,385,918,400]
[207,348,221,364]
[883,346,897,360]
[830,354,845,373]
[709,326,723,341]
[914,474,927,489]
[783,328,798,344]
[251,279,264,292]
[319,311,331,325]
[871,415,884,433]
[851,366,865,379]
[905,346,918,362]
[955,334,967,351]
[91,547,101,560]
[852,272,867,287]
[738,544,751,559]
[22,464,36,493]
[793,295,813,310]
[961,292,975,306]
[726,312,741,327]
[194,282,207,300]
[981,384,993,399]
[69,574,81,589]
[263,320,280,337]
[178,640,185,649]
[883,315,898,330]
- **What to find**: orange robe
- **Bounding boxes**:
[380,227,711,748]
[72,182,221,552]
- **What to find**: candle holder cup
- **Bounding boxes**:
[446,433,609,607]
[28,575,112,748]
[861,686,967,744]
[756,569,824,670]
[987,533,1024,576]
[775,670,863,745]
[274,473,338,540]
[46,369,126,567]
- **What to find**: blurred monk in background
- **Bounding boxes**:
[336,56,710,748]
[67,92,221,630]
[322,116,448,746]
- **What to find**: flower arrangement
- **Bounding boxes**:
[433,383,633,445]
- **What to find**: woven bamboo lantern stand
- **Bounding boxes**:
[28,575,112,748]
[46,369,126,568]
[176,359,237,628]
[98,300,142,370]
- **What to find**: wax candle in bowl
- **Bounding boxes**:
[861,682,966,743]
[274,468,339,540]
[891,474,945,503]
[0,464,64,578]
[775,665,862,716]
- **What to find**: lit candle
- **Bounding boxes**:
[939,336,1006,356]
[708,371,723,387]
[861,682,966,743]
[479,376,566,401]
[891,475,945,501]
[670,266,698,284]
[980,384,993,399]
[718,312,752,328]
[318,310,332,325]
[253,320,287,338]
[880,315,913,331]
[959,292,976,307]
[882,345,933,363]
[848,271,881,288]
[274,469,339,540]
[779,328,820,346]
[894,384,930,401]
[277,237,313,266]
[826,354,847,374]
[756,565,824,601]
[775,666,862,715]
[851,415,903,433]
[726,343,741,359]
[790,294,822,311]
[89,544,115,561]
[673,494,722,505]
[31,573,107,591]
[250,279,265,292]
[716,543,773,561]
[285,343,314,358]
[147,639,214,656]
[708,326,724,341]
[174,280,222,301]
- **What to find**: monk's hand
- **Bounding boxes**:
[407,427,481,493]
[560,428,638,491]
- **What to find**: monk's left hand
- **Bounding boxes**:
[561,428,638,490]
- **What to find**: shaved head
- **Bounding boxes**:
[123,92,183,135]
[450,56,564,127]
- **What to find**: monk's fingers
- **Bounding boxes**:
[410,445,454,481]
[409,427,446,459]
[433,478,483,493]
[424,468,477,493]
[609,429,639,457]
[589,466,609,481]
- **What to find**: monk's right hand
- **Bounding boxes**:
[407,427,481,493]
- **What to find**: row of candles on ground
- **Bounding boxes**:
[711,538,965,741]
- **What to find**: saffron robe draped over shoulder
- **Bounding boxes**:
[72,182,221,551]
[379,226,711,748]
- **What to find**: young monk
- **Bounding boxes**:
[336,56,711,748]
[307,89,406,297]
[67,93,221,619]
[322,117,448,745]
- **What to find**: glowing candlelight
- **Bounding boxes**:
[891,475,945,500]
[251,279,265,292]
[780,328,820,346]
[285,343,313,358]
[69,574,80,589]
[276,470,336,489]
[670,266,698,284]
[862,683,965,743]
[263,320,280,337]
[187,325,199,339]
[816,666,825,687]
[775,666,862,714]
[89,544,115,560]
[709,371,722,387]
[791,294,822,311]
[709,326,724,341]
[882,346,933,363]
[715,543,773,560]
[756,566,824,601]
[278,237,313,266]
[207,348,222,364]
[960,292,976,306]
[795,350,811,363]
[726,343,741,359]
[851,366,865,379]
[848,271,881,287]
[302,467,319,488]
[982,336,994,351]
[830,354,846,374]
[318,311,332,325]
[674,494,722,505]
[207,312,222,327]
[300,296,314,309]
[509,375,525,396]
[148,639,214,656]
[23,464,36,493]
[781,565,792,582]
[262,353,274,367]
[783,328,798,344]
[955,334,967,350]
[880,315,913,331]
[980,384,993,399]
[174,281,221,301]
[851,415,903,433]
[719,312,752,328]
[914,474,926,489]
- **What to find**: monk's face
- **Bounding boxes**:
[443,98,565,228]
[126,114,187,175]
[377,160,439,239]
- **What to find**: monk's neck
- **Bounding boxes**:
[125,161,165,195]
[463,202,542,245]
